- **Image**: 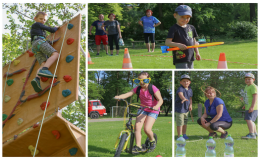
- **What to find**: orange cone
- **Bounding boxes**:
[88,52,94,64]
[217,53,227,69]
[122,48,133,69]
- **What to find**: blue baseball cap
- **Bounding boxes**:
[175,5,192,17]
[181,75,191,80]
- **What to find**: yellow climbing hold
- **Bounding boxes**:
[17,118,23,125]
[14,60,20,66]
[28,145,39,156]
[4,95,11,102]
[22,77,26,83]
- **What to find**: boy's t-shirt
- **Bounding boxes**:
[243,83,258,110]
[132,85,160,114]
[140,16,160,33]
[30,22,58,43]
[91,20,106,35]
[204,97,232,122]
[175,85,193,113]
[104,20,119,35]
[166,24,198,64]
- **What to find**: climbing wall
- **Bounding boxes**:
[2,14,81,142]
[3,112,86,157]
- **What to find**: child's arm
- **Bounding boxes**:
[115,91,135,99]
[178,92,188,103]
[101,24,108,35]
[249,93,257,113]
[37,23,58,33]
[194,38,201,60]
[117,24,122,38]
[189,97,192,111]
[153,90,163,110]
[165,38,187,50]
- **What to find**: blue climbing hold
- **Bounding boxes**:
[62,89,71,97]
[69,147,78,156]
[66,55,74,63]
[68,23,74,30]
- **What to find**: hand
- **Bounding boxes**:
[195,42,199,46]
[189,106,192,111]
[177,44,187,50]
[181,99,188,103]
[248,107,254,113]
[196,53,201,61]
[201,117,207,125]
[89,32,92,35]
[114,96,120,100]
[242,106,245,109]
[204,122,210,128]
[119,35,122,39]
[104,31,108,35]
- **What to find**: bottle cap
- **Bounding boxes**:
[228,134,231,137]
[180,135,183,137]
[209,136,213,139]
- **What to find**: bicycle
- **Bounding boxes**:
[114,98,158,157]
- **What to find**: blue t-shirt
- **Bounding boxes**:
[175,86,193,113]
[140,16,160,33]
[91,20,106,35]
[204,97,232,122]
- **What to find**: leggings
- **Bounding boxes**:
[144,33,155,43]
[197,118,232,131]
[108,34,119,50]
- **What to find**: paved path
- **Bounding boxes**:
[88,118,136,122]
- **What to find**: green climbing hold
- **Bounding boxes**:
[7,79,14,86]
[66,55,74,63]
[62,89,71,97]
[5,95,11,102]
[3,114,8,121]
[69,148,78,156]
[17,118,23,125]
[68,23,74,30]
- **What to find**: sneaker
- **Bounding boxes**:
[106,53,109,55]
[132,145,142,154]
[31,78,42,92]
[209,132,217,138]
[109,54,113,56]
[220,131,228,139]
[241,133,256,139]
[148,140,156,151]
[116,54,119,56]
[38,69,57,78]
[183,134,189,139]
[255,132,258,137]
[96,53,99,55]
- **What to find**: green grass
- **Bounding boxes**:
[174,117,258,157]
[88,40,257,69]
[88,116,172,157]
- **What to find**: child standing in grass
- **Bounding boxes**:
[165,5,201,69]
[114,72,163,154]
[241,73,258,139]
[175,75,192,139]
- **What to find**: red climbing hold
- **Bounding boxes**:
[33,123,39,128]
[40,102,50,110]
[63,75,72,82]
[67,38,74,45]
[49,78,57,84]
[41,77,48,82]
[52,130,61,139]
[27,50,34,57]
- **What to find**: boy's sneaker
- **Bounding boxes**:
[241,133,256,139]
[106,53,109,55]
[38,69,57,78]
[31,78,42,92]
[220,131,228,139]
[109,54,113,56]
[147,140,156,152]
[209,132,217,138]
[132,145,142,154]
[183,134,189,139]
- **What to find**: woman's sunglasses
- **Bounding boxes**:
[133,78,151,84]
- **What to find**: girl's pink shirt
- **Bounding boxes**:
[133,85,160,114]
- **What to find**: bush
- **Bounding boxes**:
[227,21,257,39]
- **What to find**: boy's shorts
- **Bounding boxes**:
[32,39,57,65]
[175,62,194,69]
[244,110,258,122]
[175,112,189,126]
[95,35,108,45]
[137,110,158,120]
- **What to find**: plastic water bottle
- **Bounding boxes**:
[176,135,186,157]
[224,134,234,157]
[205,136,216,157]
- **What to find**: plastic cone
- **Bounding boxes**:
[88,52,94,64]
[217,53,227,69]
[122,48,133,69]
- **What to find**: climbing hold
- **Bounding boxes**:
[33,122,39,128]
[40,102,50,111]
[7,79,14,86]
[41,77,48,82]
[68,23,74,30]
[62,89,71,97]
[69,148,78,156]
[17,118,23,125]
[63,75,72,82]
[27,50,34,57]
[66,55,74,63]
[49,78,57,84]
[52,130,61,139]
[14,135,18,140]
[22,77,26,83]
[67,38,74,45]
[3,114,8,121]
[28,145,39,156]
[4,95,11,102]
[14,60,20,66]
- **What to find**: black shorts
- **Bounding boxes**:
[197,118,232,131]
[245,110,258,122]
[144,33,155,43]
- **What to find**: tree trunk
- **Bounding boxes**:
[158,3,164,30]
[250,3,256,22]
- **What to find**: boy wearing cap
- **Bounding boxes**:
[241,73,258,139]
[165,5,201,69]
[175,75,193,139]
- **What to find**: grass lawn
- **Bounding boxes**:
[174,117,258,157]
[88,40,257,69]
[88,116,172,157]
